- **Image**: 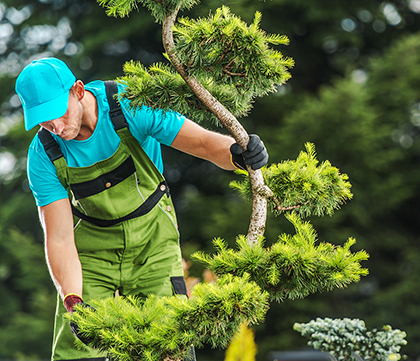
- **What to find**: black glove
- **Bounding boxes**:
[230,134,269,170]
[69,302,96,346]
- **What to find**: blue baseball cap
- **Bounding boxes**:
[15,57,76,131]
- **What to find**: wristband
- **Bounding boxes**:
[64,293,83,313]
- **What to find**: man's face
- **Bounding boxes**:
[39,91,83,141]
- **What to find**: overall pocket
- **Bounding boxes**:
[71,156,143,220]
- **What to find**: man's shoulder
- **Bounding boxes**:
[86,80,126,115]
[85,80,125,97]
[85,80,106,97]
[28,131,59,167]
[28,132,43,154]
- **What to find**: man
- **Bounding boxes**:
[15,57,268,361]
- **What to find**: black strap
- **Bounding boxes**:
[170,276,188,296]
[104,80,128,130]
[38,128,64,162]
[72,180,170,227]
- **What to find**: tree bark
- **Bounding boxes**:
[162,6,271,243]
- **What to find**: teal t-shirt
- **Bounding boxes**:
[27,80,186,207]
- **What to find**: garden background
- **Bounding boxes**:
[1,0,420,359]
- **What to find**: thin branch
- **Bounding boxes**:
[146,95,157,106]
[223,58,247,77]
[255,185,304,211]
[276,204,302,211]
[225,57,235,68]
[218,42,231,63]
[223,69,247,77]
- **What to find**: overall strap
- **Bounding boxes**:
[104,80,128,130]
[38,128,64,162]
[37,127,69,188]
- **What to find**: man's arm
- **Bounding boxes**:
[39,199,83,302]
[170,118,237,171]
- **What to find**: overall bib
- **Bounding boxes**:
[39,82,187,361]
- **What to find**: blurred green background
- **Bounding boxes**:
[1,0,420,359]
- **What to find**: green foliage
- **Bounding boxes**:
[98,0,200,23]
[192,213,368,302]
[68,274,269,361]
[294,318,407,361]
[173,6,294,94]
[230,143,353,218]
[117,6,293,125]
[117,61,253,124]
[71,295,190,361]
[173,273,269,348]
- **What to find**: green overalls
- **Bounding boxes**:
[39,82,187,361]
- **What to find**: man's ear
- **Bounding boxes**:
[72,80,85,101]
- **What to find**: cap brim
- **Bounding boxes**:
[24,91,70,131]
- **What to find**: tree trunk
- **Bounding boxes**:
[162,6,270,243]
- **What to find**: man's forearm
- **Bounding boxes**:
[171,119,237,171]
[39,199,83,301]
[45,238,83,300]
[200,130,237,170]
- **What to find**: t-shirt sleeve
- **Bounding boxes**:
[27,137,69,207]
[120,98,186,146]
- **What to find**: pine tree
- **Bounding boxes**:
[100,0,294,242]
[70,274,269,361]
[68,1,369,359]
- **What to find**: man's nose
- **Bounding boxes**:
[50,119,65,134]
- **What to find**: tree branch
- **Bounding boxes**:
[162,7,267,243]
[255,184,302,212]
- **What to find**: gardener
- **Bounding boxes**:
[15,57,268,361]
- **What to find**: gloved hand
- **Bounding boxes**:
[69,303,96,346]
[230,134,269,170]
[64,293,95,346]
